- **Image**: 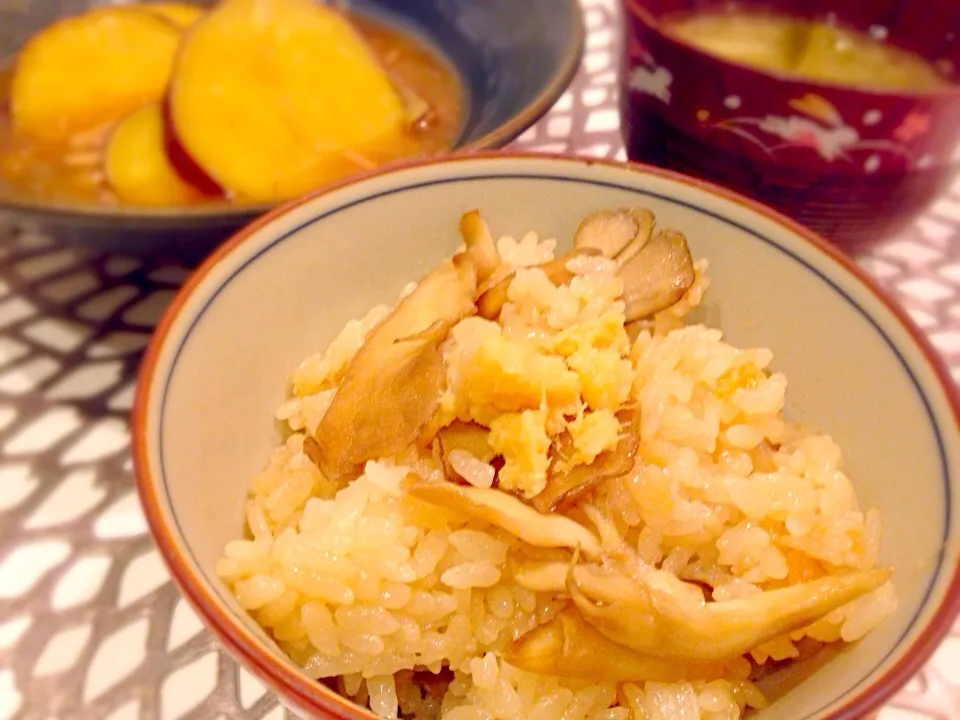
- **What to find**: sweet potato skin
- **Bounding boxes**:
[160,97,223,197]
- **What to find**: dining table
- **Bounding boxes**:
[1,0,959,718]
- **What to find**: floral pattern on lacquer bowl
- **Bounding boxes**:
[619,0,960,254]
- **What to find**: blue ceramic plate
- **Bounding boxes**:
[0,0,584,257]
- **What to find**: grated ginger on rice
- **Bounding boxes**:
[217,209,897,720]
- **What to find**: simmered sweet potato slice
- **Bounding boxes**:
[10,7,181,143]
[143,2,205,29]
[169,0,406,201]
[104,103,211,206]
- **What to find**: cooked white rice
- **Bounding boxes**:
[217,226,897,720]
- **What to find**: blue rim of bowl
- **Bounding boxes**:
[0,3,584,223]
[133,150,960,720]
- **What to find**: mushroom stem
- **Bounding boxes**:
[458,210,500,287]
[514,560,569,592]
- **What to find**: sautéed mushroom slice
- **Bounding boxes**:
[313,211,499,480]
[316,317,455,481]
[509,557,891,677]
[458,210,501,284]
[574,208,696,323]
[620,229,696,322]
[404,477,603,557]
[573,208,654,265]
[506,606,743,683]
[532,413,640,514]
[507,543,890,672]
[566,562,892,662]
[514,559,570,593]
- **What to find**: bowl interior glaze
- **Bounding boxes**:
[135,154,960,720]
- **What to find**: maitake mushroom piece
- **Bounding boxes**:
[573,208,696,322]
[506,559,892,681]
[619,230,697,322]
[314,317,457,481]
[505,606,743,683]
[532,411,640,514]
[567,563,892,662]
[475,209,695,324]
[404,478,603,557]
[313,211,499,481]
[573,208,655,262]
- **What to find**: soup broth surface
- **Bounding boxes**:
[663,10,952,92]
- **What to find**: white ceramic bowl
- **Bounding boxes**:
[133,153,960,720]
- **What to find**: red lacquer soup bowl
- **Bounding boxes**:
[619,0,960,253]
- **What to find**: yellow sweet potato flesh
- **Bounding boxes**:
[104,103,208,206]
[11,7,181,144]
[169,0,406,201]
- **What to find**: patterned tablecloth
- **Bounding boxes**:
[2,1,960,718]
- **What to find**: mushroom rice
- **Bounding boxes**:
[216,209,897,720]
